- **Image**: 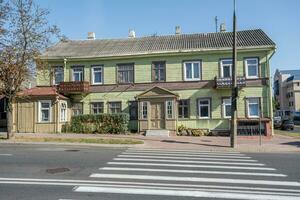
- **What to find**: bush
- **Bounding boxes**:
[67,113,129,134]
[177,125,210,137]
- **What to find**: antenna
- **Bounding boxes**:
[215,16,218,33]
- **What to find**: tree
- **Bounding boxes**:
[0,0,60,139]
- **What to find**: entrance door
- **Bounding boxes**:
[150,102,165,129]
[18,102,34,133]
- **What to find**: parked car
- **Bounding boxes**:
[280,119,294,131]
[273,116,282,129]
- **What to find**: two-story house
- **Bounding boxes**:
[13,29,276,136]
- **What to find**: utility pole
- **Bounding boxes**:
[230,0,238,148]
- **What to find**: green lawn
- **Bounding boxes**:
[274,128,300,138]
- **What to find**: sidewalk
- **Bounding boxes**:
[1,132,299,153]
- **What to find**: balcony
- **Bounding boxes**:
[58,81,90,94]
[215,76,246,89]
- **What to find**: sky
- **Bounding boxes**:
[37,0,300,76]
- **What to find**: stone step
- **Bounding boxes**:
[146,129,169,137]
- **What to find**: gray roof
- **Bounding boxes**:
[280,69,300,76]
[42,29,275,59]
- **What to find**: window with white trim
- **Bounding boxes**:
[220,59,232,78]
[72,67,84,82]
[39,100,51,122]
[198,98,210,118]
[91,66,103,85]
[247,98,260,118]
[53,66,64,85]
[222,98,231,118]
[245,58,259,79]
[183,61,201,81]
[91,102,104,114]
[60,102,67,122]
[141,102,148,119]
[166,100,173,119]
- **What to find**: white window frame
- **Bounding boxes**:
[220,59,232,78]
[247,98,260,118]
[91,66,103,85]
[53,66,64,85]
[141,101,148,119]
[165,100,174,119]
[198,98,211,119]
[72,67,84,82]
[38,100,51,123]
[183,61,201,81]
[222,98,231,118]
[60,101,67,122]
[245,58,259,79]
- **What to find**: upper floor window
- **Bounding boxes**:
[198,98,211,119]
[220,59,232,78]
[53,66,64,85]
[245,58,259,79]
[72,103,83,116]
[222,98,231,118]
[91,66,103,85]
[183,61,201,81]
[129,101,138,120]
[152,61,166,82]
[91,102,104,114]
[60,102,67,122]
[109,102,122,113]
[246,98,260,118]
[72,66,84,82]
[38,100,51,122]
[178,99,189,119]
[117,64,134,84]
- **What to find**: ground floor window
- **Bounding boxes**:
[129,101,138,120]
[60,102,67,122]
[141,102,148,119]
[247,98,260,118]
[178,99,189,118]
[222,98,231,118]
[72,103,83,116]
[166,100,173,119]
[109,102,122,113]
[198,98,210,118]
[39,100,51,122]
[91,102,104,114]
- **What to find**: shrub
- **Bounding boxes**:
[68,113,129,134]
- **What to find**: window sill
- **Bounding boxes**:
[91,83,103,85]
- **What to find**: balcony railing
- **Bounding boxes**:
[58,81,90,94]
[215,76,246,89]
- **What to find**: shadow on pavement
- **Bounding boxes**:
[161,139,228,148]
[281,141,300,147]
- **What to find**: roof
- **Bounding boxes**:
[279,69,300,76]
[287,75,300,82]
[17,87,68,99]
[42,29,275,59]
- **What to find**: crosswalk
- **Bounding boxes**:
[72,148,300,199]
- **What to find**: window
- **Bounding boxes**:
[72,67,84,82]
[39,100,51,122]
[109,102,122,113]
[117,64,134,83]
[91,102,104,114]
[247,98,260,118]
[166,100,173,119]
[60,102,67,122]
[152,61,165,82]
[129,101,138,120]
[198,98,210,118]
[220,59,232,78]
[72,103,83,116]
[183,61,201,81]
[91,66,103,85]
[53,66,64,85]
[178,99,189,118]
[141,102,148,119]
[245,58,259,78]
[222,98,231,118]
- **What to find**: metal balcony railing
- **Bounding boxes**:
[58,81,90,94]
[215,76,246,89]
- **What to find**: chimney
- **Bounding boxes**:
[175,26,181,35]
[128,29,136,38]
[87,32,95,40]
[220,23,226,32]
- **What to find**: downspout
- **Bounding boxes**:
[267,49,276,136]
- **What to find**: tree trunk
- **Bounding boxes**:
[6,105,14,139]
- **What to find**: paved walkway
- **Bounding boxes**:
[1,132,299,153]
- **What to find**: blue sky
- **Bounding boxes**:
[37,0,300,75]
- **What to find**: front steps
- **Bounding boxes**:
[145,129,169,137]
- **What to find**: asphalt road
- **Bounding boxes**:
[0,144,300,200]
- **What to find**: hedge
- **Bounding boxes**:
[62,113,129,134]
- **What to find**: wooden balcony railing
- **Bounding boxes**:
[58,81,90,94]
[215,76,246,89]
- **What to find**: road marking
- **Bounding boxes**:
[0,154,12,156]
[122,152,252,159]
[100,167,287,177]
[118,154,258,162]
[90,174,300,187]
[127,148,242,154]
[107,162,276,170]
[113,158,264,166]
[74,186,300,200]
